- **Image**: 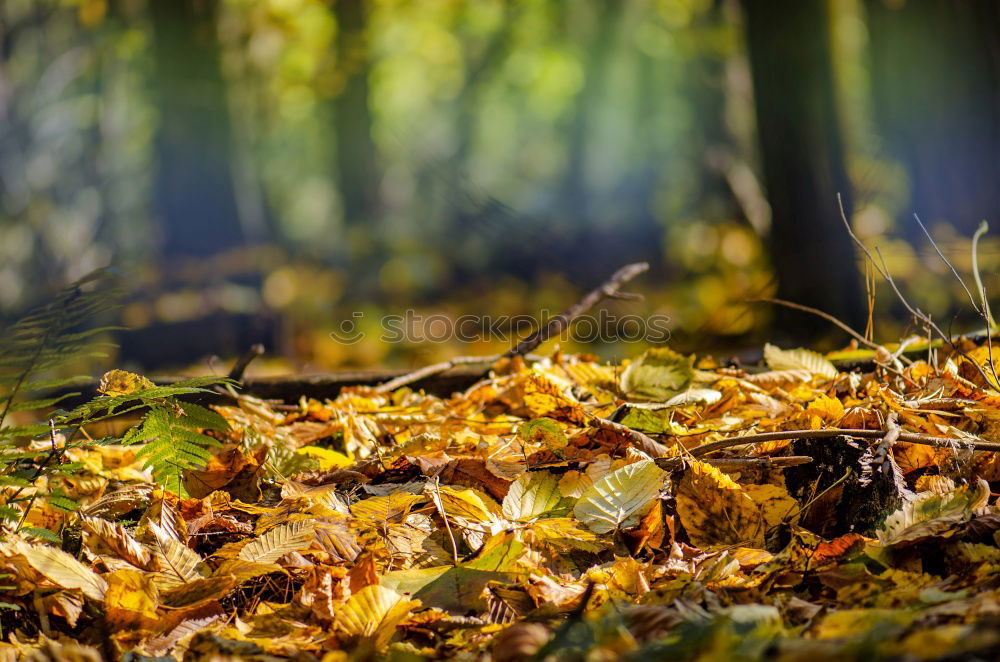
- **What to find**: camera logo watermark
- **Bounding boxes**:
[329,309,671,345]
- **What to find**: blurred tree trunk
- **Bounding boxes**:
[741,0,864,335]
[865,0,1000,237]
[149,0,244,257]
[334,0,379,226]
[561,0,622,223]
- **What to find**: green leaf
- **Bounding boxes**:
[621,347,694,402]
[517,418,568,449]
[18,527,62,544]
[574,459,666,534]
[502,472,570,521]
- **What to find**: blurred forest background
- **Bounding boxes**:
[1,0,998,374]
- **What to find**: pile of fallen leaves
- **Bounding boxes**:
[5,340,1000,661]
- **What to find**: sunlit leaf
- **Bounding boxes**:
[763,343,838,379]
[621,347,694,401]
[238,521,315,564]
[333,585,420,650]
[502,472,570,521]
[573,460,666,534]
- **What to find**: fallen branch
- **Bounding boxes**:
[505,262,648,358]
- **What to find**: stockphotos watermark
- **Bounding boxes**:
[329,309,671,345]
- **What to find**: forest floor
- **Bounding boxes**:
[5,335,1000,660]
[5,266,1000,660]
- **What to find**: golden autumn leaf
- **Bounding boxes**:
[675,460,765,548]
[12,539,108,601]
[104,569,160,630]
[238,521,315,564]
[763,344,838,379]
[333,585,420,650]
[97,369,155,397]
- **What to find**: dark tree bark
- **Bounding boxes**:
[334,0,379,226]
[865,0,1000,237]
[741,0,865,335]
[149,0,244,257]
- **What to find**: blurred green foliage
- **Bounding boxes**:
[0,0,997,371]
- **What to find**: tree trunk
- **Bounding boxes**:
[149,0,244,257]
[741,0,865,336]
[334,0,379,227]
[864,0,1000,238]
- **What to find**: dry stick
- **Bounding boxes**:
[375,356,496,394]
[376,262,649,393]
[836,194,998,391]
[970,221,1000,387]
[753,297,889,356]
[228,343,265,382]
[672,427,1000,459]
[505,261,649,358]
[753,297,918,386]
[872,411,901,465]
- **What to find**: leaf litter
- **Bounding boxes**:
[6,339,1000,660]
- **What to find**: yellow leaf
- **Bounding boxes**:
[675,460,764,548]
[296,446,354,470]
[763,344,838,380]
[621,347,694,401]
[334,585,420,650]
[238,521,315,564]
[104,569,159,630]
[743,484,799,529]
[15,539,107,601]
[97,369,155,397]
[806,394,845,423]
[351,493,426,522]
[433,485,501,523]
[148,522,207,590]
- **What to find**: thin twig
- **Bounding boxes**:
[429,477,460,566]
[970,221,1000,388]
[753,297,886,354]
[837,194,998,391]
[505,262,649,358]
[914,214,980,314]
[972,221,995,330]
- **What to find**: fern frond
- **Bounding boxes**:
[124,402,229,497]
